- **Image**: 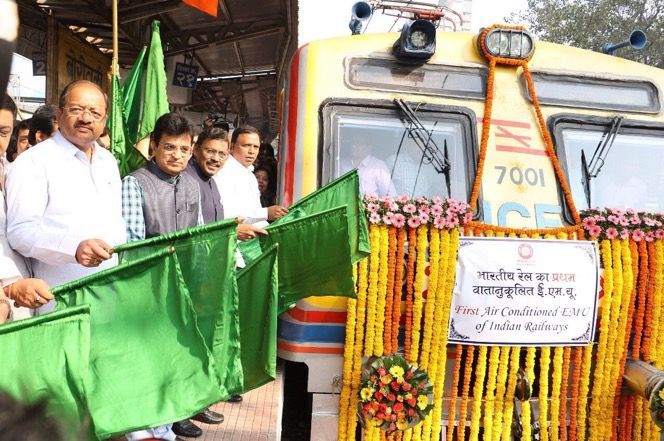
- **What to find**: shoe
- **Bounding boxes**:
[226,394,243,403]
[192,407,224,424]
[172,419,202,438]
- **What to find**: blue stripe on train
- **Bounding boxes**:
[277,317,346,343]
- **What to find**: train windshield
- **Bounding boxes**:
[557,121,664,214]
[323,105,476,201]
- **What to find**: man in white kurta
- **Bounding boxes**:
[5,81,126,314]
[214,126,288,228]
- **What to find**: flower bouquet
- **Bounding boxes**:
[358,355,434,432]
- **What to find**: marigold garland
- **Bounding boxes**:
[383,227,398,355]
[491,346,510,441]
[457,345,475,441]
[337,295,357,440]
[430,229,460,441]
[500,346,521,441]
[364,225,381,357]
[392,229,406,354]
[576,344,593,441]
[642,242,656,362]
[559,347,571,441]
[652,240,664,368]
[374,225,390,356]
[419,228,441,370]
[522,347,537,441]
[404,228,416,361]
[539,346,551,441]
[347,258,369,440]
[588,239,614,440]
[568,347,583,441]
[407,227,428,365]
[469,345,488,441]
[446,346,463,441]
[633,396,644,441]
[550,347,564,441]
[632,241,648,359]
[482,346,501,441]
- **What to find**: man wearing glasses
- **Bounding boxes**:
[6,80,126,315]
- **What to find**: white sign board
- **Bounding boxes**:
[448,237,599,346]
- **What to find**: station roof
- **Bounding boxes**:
[15,0,295,138]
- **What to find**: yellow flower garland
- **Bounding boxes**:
[539,346,551,441]
[500,347,521,441]
[347,258,369,440]
[550,347,564,441]
[521,346,536,441]
[419,228,440,370]
[374,225,390,356]
[632,395,643,441]
[408,226,429,364]
[337,294,357,440]
[588,239,613,440]
[430,229,460,441]
[364,225,381,357]
[469,345,488,441]
[652,240,664,368]
[576,344,593,441]
[491,346,510,441]
[446,346,462,441]
[482,346,501,441]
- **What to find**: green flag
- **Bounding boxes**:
[108,74,128,174]
[122,45,147,146]
[137,20,169,142]
[0,306,91,438]
[54,249,222,438]
[237,244,279,392]
[114,219,243,397]
[259,206,356,312]
[274,169,369,263]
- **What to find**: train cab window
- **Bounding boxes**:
[553,116,664,221]
[321,101,477,202]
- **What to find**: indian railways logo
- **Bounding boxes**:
[518,243,534,260]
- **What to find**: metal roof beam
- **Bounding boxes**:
[165,26,284,56]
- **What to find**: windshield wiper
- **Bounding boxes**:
[393,98,452,197]
[581,116,623,207]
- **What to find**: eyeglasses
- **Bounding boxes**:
[159,142,192,156]
[64,106,105,122]
[201,148,228,160]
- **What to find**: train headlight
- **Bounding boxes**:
[393,19,436,63]
[480,27,535,61]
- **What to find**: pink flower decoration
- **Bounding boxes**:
[607,215,619,224]
[392,213,406,228]
[645,231,655,242]
[620,229,630,240]
[430,204,443,216]
[369,213,381,224]
[619,216,629,226]
[366,203,379,213]
[446,216,460,228]
[605,227,618,239]
[656,229,664,240]
[433,216,445,229]
[397,195,410,203]
[463,212,473,224]
[626,208,636,215]
[432,196,443,205]
[416,197,428,205]
[644,217,656,227]
[588,225,602,238]
[403,204,417,214]
[419,213,429,224]
[383,212,394,225]
[582,217,596,228]
[632,229,645,242]
[630,216,641,225]
[611,208,624,216]
[407,216,421,228]
[419,205,430,215]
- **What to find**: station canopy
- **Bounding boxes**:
[15,0,294,138]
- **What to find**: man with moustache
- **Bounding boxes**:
[184,127,267,240]
[215,125,288,228]
[6,81,126,315]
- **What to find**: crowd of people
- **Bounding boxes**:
[0,79,290,440]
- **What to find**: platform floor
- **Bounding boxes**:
[182,365,284,441]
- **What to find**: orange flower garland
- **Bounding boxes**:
[469,345,488,441]
[482,346,501,441]
[338,294,357,440]
[550,347,564,441]
[383,227,398,354]
[576,345,593,441]
[559,347,571,441]
[404,228,416,361]
[419,228,441,369]
[391,229,406,354]
[407,226,428,364]
[364,224,381,357]
[491,346,510,440]
[457,345,475,441]
[539,346,551,441]
[446,345,462,441]
[568,346,583,441]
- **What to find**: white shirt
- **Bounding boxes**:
[5,131,127,290]
[340,155,396,197]
[0,191,31,320]
[214,155,268,227]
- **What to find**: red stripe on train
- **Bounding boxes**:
[283,46,304,207]
[286,306,347,323]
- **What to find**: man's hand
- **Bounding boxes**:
[4,278,53,309]
[267,205,289,221]
[75,239,113,267]
[0,299,9,324]
[237,224,268,241]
